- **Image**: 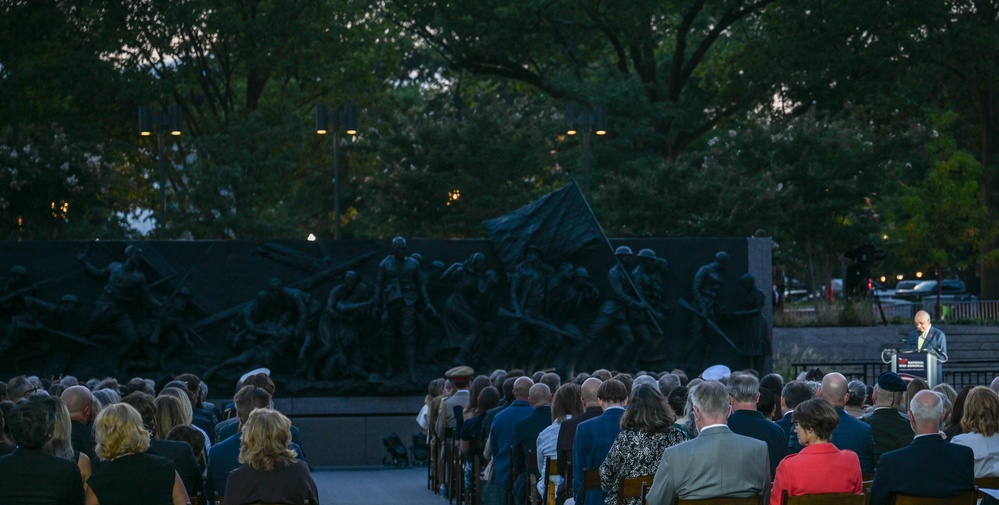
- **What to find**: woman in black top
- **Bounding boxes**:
[86,403,188,505]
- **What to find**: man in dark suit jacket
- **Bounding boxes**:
[573,379,627,505]
[0,396,85,505]
[511,384,552,505]
[861,372,913,465]
[803,373,876,474]
[869,390,974,505]
[906,310,947,356]
[727,373,787,478]
[555,378,602,503]
[776,381,813,440]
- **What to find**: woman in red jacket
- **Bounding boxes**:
[770,398,863,505]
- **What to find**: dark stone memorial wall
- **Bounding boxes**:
[0,237,771,396]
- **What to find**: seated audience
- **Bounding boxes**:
[206,385,305,500]
[797,373,874,474]
[860,372,912,464]
[459,385,499,490]
[770,398,862,504]
[727,372,787,478]
[45,396,93,493]
[159,386,212,452]
[535,382,582,498]
[168,424,208,473]
[869,390,974,505]
[121,392,202,502]
[86,403,188,505]
[945,385,973,440]
[646,380,770,505]
[0,396,85,505]
[222,408,318,505]
[62,385,97,461]
[572,379,627,505]
[952,386,999,478]
[600,383,688,505]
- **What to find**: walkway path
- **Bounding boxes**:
[314,465,445,505]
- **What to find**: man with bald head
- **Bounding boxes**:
[555,377,602,500]
[869,390,974,505]
[511,383,553,505]
[61,385,97,461]
[906,310,947,356]
[488,376,535,504]
[811,372,876,474]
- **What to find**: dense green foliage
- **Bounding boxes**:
[1,0,997,295]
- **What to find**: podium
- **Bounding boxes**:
[881,349,946,387]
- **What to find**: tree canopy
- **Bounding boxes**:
[1,0,996,295]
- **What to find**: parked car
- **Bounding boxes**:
[894,279,967,301]
[877,279,919,298]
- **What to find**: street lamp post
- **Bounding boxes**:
[316,103,357,240]
[565,105,608,199]
[138,105,183,229]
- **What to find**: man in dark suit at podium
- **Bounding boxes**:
[906,310,946,356]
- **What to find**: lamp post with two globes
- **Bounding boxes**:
[316,103,357,240]
[138,104,183,229]
[565,105,607,200]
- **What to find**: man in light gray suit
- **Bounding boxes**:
[646,380,770,505]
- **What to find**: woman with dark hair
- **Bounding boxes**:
[463,375,492,421]
[600,384,689,505]
[459,386,500,489]
[536,382,583,497]
[769,398,862,504]
[945,385,974,439]
[0,396,85,504]
[952,387,999,478]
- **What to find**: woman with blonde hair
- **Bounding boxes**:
[223,408,318,505]
[159,387,212,452]
[86,403,188,505]
[952,386,999,478]
[45,396,92,492]
[154,395,188,441]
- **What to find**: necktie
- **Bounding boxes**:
[918,332,927,351]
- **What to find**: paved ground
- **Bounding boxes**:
[314,465,444,505]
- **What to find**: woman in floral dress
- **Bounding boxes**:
[599,384,689,505]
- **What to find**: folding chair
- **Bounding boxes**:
[617,474,654,505]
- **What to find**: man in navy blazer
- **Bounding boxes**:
[572,379,628,505]
[776,381,813,440]
[795,373,876,474]
[206,385,305,500]
[906,310,947,356]
[489,376,535,504]
[869,390,974,505]
[511,383,552,505]
[727,373,787,478]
